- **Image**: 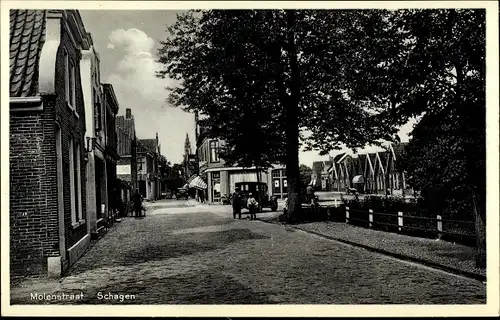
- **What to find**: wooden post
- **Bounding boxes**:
[398,211,403,232]
[437,214,443,239]
[369,209,374,228]
[346,206,350,223]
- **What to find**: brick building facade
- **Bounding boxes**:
[116,108,138,211]
[102,83,120,221]
[10,10,92,277]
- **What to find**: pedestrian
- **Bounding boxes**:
[133,189,143,218]
[200,190,205,204]
[247,192,258,220]
[306,185,315,205]
[232,187,242,219]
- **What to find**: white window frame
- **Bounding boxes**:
[63,48,70,106]
[209,140,219,163]
[70,60,76,109]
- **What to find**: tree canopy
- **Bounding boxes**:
[156,9,409,220]
[156,9,485,234]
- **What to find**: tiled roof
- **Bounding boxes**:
[378,151,390,169]
[368,153,377,171]
[10,10,46,97]
[137,139,157,154]
[358,154,367,164]
[320,161,333,174]
[333,152,346,163]
[351,157,360,169]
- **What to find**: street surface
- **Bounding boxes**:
[10,199,486,304]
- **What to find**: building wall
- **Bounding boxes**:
[9,18,89,276]
[271,168,287,199]
[81,45,106,237]
[137,153,161,201]
[116,111,137,200]
[55,25,88,251]
[10,98,60,277]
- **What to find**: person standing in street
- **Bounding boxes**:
[200,189,205,204]
[133,189,143,218]
[247,192,258,221]
[232,187,242,219]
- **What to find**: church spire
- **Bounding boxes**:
[184,133,191,155]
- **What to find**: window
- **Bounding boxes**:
[63,49,70,105]
[94,88,101,131]
[70,61,76,108]
[212,172,221,202]
[56,125,65,235]
[64,48,76,111]
[273,179,281,194]
[210,140,219,162]
[75,143,82,221]
[272,170,280,178]
[138,157,146,173]
[281,169,287,178]
[69,138,76,225]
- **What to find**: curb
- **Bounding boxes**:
[259,219,486,283]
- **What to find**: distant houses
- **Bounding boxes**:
[116,108,138,212]
[195,117,286,203]
[311,143,411,195]
[137,135,161,201]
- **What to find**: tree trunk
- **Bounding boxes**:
[472,190,486,269]
[284,10,302,223]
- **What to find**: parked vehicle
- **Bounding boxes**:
[175,188,189,200]
[234,182,278,212]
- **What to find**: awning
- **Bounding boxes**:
[188,175,208,190]
[186,175,197,184]
[352,175,365,184]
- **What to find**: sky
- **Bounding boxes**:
[79,10,416,167]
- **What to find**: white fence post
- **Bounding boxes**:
[398,211,403,232]
[437,214,443,239]
[369,209,373,228]
[346,206,350,223]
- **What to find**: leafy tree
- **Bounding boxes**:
[161,162,185,193]
[299,164,313,192]
[157,10,401,222]
[392,9,486,267]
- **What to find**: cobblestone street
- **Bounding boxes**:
[10,200,486,305]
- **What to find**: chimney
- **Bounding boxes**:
[126,108,132,119]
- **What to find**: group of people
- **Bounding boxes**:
[231,187,259,220]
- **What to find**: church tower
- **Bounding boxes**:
[184,133,191,156]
